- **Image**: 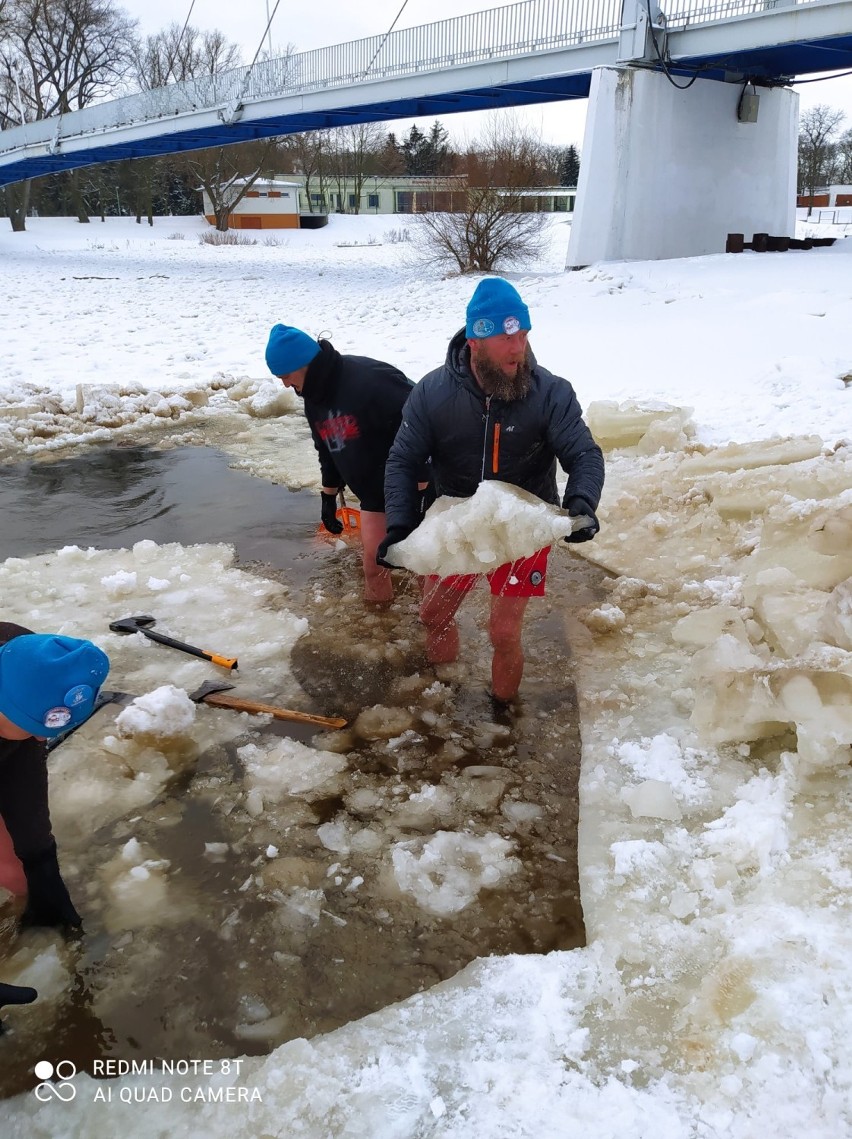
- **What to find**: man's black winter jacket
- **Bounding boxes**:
[301,341,416,513]
[384,329,605,533]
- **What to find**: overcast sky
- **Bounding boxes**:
[120,0,852,147]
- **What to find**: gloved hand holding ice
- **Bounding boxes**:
[386,480,588,576]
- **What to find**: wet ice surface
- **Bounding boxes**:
[3,410,852,1134]
[0,444,598,1100]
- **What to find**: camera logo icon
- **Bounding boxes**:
[34,1060,77,1102]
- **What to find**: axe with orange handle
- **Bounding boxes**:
[109,615,238,670]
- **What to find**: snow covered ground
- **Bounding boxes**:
[1,212,852,1136]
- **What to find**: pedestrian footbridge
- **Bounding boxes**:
[1,0,850,263]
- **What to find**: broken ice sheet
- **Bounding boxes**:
[386,480,586,576]
[390,831,522,916]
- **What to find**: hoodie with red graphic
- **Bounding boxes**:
[301,340,422,512]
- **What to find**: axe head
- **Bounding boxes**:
[95,690,136,710]
[109,615,156,635]
[189,679,236,703]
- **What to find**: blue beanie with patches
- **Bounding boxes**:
[465,278,531,339]
[265,324,320,377]
[0,633,110,738]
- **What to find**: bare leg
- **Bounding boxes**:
[489,594,530,701]
[420,579,468,663]
[360,510,394,603]
[0,817,26,896]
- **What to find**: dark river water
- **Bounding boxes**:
[0,445,317,566]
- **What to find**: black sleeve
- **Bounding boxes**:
[368,366,432,487]
[307,419,344,490]
[544,381,605,510]
[384,381,435,533]
[0,739,54,863]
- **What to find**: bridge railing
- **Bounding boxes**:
[0,0,824,154]
[659,0,821,28]
[288,0,623,88]
[1,0,625,150]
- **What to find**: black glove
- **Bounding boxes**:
[376,527,412,569]
[563,495,600,543]
[0,982,37,1011]
[0,982,37,1033]
[21,843,82,931]
[320,491,344,535]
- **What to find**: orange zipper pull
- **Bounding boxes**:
[492,422,501,473]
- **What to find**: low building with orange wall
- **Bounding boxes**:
[202,179,303,229]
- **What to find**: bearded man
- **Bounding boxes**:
[377,278,604,704]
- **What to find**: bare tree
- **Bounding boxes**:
[416,114,548,274]
[325,122,386,213]
[834,127,852,186]
[464,112,548,190]
[286,129,333,213]
[798,104,846,215]
[0,0,137,230]
[416,183,547,273]
[132,22,241,89]
[128,23,241,226]
[3,0,137,118]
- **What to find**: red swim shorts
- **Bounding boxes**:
[426,547,550,599]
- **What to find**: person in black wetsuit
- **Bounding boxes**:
[0,623,109,1023]
[265,324,430,603]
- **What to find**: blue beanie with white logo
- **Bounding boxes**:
[0,634,110,738]
[465,278,532,339]
[265,324,321,377]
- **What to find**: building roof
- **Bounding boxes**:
[495,186,577,197]
[278,173,467,186]
[229,178,301,189]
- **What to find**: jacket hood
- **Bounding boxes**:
[446,327,472,376]
[445,327,485,400]
[302,339,340,402]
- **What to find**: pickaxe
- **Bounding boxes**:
[46,680,346,752]
[109,615,238,671]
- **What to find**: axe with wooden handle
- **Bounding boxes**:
[46,682,346,751]
[187,680,347,729]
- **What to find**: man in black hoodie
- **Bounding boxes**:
[266,324,426,603]
[378,278,604,703]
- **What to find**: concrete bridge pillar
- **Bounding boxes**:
[566,65,799,267]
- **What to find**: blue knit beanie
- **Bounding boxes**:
[465,279,532,339]
[265,324,320,376]
[0,634,110,738]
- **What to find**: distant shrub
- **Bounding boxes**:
[334,237,382,248]
[199,230,258,246]
[167,231,186,240]
[262,236,282,247]
[383,227,411,244]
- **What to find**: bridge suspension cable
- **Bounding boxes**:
[167,0,197,82]
[249,0,283,69]
[362,0,413,79]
